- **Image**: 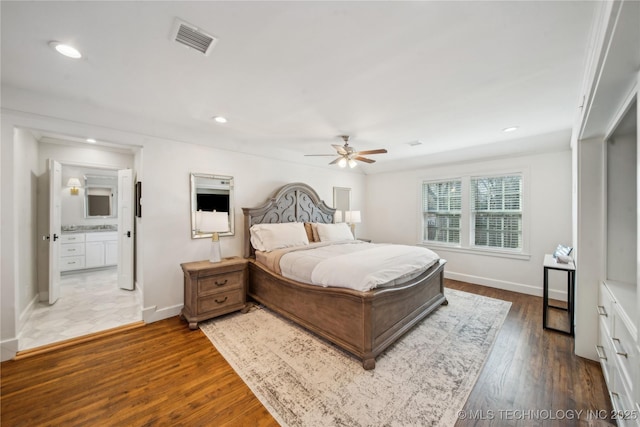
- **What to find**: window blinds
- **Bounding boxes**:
[471,175,522,249]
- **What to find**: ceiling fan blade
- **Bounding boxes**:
[329,157,343,165]
[354,156,376,164]
[332,144,348,155]
[354,149,388,155]
[305,154,339,157]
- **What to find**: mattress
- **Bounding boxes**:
[256,240,440,292]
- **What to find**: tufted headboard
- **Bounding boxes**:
[242,182,336,258]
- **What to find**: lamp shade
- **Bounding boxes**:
[67,178,81,188]
[345,210,361,223]
[334,210,343,223]
[197,211,229,233]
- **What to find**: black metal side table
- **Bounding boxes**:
[543,254,576,336]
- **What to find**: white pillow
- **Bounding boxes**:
[315,222,354,242]
[250,222,310,252]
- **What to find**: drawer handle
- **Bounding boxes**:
[595,345,607,361]
[611,338,628,358]
[597,305,608,317]
[68,249,76,252]
[69,262,76,264]
[215,279,228,287]
[215,296,228,304]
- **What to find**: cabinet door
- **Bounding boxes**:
[105,240,118,266]
[85,241,105,268]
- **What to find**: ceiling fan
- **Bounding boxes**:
[305,135,388,168]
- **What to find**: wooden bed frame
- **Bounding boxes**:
[242,182,447,369]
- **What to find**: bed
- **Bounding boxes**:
[242,182,447,369]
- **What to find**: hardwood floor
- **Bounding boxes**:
[1,280,613,426]
[447,280,614,427]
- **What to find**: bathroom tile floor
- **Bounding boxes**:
[19,267,142,351]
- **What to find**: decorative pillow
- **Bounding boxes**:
[250,222,310,252]
[310,223,320,242]
[315,222,354,242]
[303,222,315,243]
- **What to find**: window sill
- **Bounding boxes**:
[418,242,531,261]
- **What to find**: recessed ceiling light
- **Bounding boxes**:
[86,138,96,143]
[213,116,227,124]
[502,126,519,133]
[49,41,82,59]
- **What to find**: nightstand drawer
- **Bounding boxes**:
[198,289,244,314]
[198,270,243,295]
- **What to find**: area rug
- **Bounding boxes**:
[200,288,511,427]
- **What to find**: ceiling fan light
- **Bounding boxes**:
[348,159,357,168]
[338,158,347,168]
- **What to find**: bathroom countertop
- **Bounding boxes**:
[62,225,118,233]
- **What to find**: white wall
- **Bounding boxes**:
[1,119,19,360]
[13,128,40,327]
[366,147,573,298]
[139,138,366,321]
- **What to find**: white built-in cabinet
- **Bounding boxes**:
[599,97,639,424]
[60,232,118,271]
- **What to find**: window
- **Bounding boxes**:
[421,172,526,256]
[422,180,461,244]
[471,175,522,249]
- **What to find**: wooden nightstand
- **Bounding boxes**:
[180,257,248,330]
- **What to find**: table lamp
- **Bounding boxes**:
[345,210,361,239]
[197,210,229,263]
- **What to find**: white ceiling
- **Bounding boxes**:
[1,1,597,173]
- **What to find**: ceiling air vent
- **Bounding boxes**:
[172,19,217,56]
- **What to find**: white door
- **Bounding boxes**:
[117,169,134,290]
[48,160,62,304]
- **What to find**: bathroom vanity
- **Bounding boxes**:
[60,226,118,272]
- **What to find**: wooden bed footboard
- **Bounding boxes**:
[247,258,447,369]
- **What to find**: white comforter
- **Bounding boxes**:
[278,241,440,292]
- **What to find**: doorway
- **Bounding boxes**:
[19,134,141,351]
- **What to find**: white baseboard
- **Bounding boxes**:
[444,271,568,301]
[142,304,182,323]
[1,338,19,362]
[19,294,39,331]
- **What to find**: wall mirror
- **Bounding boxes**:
[190,173,234,239]
[84,174,117,218]
[333,187,351,223]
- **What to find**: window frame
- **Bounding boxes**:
[419,169,530,260]
[422,179,462,245]
[470,174,523,251]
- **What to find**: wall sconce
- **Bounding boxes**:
[196,210,230,263]
[67,178,81,195]
[345,210,361,238]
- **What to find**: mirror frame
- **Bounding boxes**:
[190,173,234,239]
[84,175,117,219]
